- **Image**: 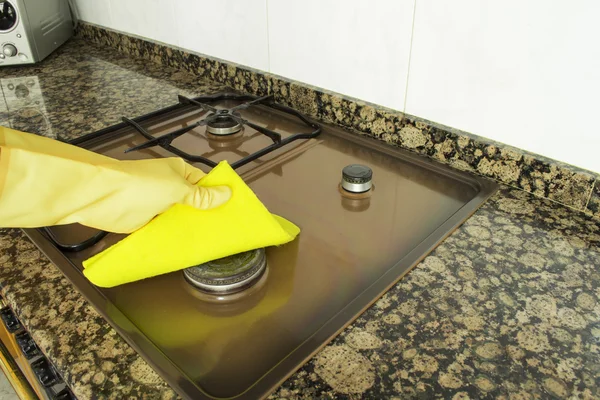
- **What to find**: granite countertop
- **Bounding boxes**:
[1,38,599,400]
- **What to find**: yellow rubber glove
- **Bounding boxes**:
[0,127,230,233]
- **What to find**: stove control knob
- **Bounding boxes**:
[15,332,40,359]
[0,308,21,332]
[31,359,58,387]
[2,44,17,57]
[341,164,373,193]
[54,387,75,400]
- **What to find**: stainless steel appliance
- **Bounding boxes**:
[24,93,498,399]
[0,0,72,66]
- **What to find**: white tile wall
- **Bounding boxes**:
[173,0,270,71]
[108,0,177,45]
[72,0,113,28]
[267,0,414,111]
[406,0,600,173]
[71,0,600,172]
[72,0,414,110]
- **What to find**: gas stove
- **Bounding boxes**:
[24,92,497,399]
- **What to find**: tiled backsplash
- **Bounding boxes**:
[70,0,600,174]
[75,23,600,219]
[266,0,413,112]
[70,0,412,111]
[405,1,600,174]
[175,0,270,71]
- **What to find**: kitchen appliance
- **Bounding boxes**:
[0,0,72,66]
[24,92,498,399]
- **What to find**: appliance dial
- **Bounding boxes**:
[31,358,58,387]
[15,332,40,359]
[341,164,373,193]
[0,307,21,332]
[0,1,18,32]
[2,43,17,57]
[54,388,75,400]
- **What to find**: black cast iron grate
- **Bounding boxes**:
[122,93,321,169]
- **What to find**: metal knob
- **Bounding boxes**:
[2,44,17,57]
[31,359,57,387]
[0,307,21,332]
[341,164,373,193]
[15,332,40,359]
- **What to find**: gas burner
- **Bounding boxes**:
[206,130,244,150]
[206,114,243,136]
[183,265,269,307]
[183,248,267,295]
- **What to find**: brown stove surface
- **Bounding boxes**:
[24,94,497,399]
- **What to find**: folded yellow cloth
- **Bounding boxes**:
[83,161,300,287]
[0,127,230,233]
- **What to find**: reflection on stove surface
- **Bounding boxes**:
[0,76,54,138]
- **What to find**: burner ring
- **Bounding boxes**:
[183,248,266,294]
[206,115,243,135]
[206,129,244,144]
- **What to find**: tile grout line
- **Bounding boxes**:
[500,181,596,217]
[402,0,418,114]
[584,178,596,211]
[265,0,272,73]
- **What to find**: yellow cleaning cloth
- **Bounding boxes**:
[82,161,300,287]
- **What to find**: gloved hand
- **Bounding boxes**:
[0,126,231,233]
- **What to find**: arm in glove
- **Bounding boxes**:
[0,127,230,233]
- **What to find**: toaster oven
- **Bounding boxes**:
[0,0,72,66]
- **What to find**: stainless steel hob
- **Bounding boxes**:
[24,93,497,399]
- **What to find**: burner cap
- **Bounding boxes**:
[206,115,243,135]
[183,248,266,294]
[341,164,373,193]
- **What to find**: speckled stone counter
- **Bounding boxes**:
[1,38,599,400]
